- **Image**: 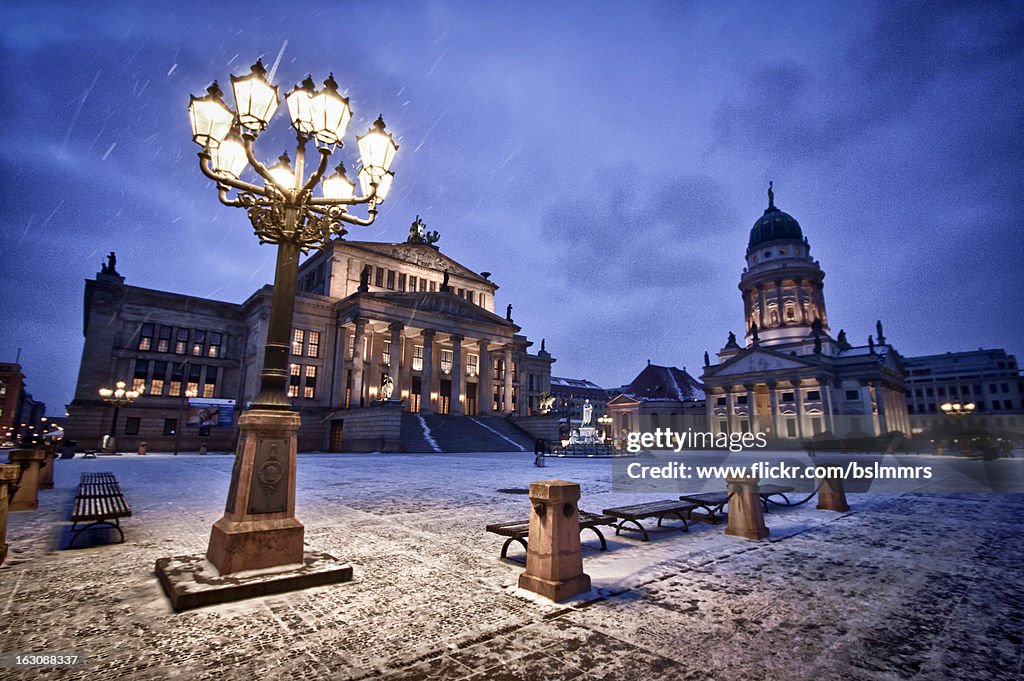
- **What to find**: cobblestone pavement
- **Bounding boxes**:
[1,452,1022,680]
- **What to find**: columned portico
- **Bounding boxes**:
[478,340,491,415]
[794,380,805,438]
[352,317,368,407]
[767,381,779,438]
[389,323,403,387]
[451,334,464,415]
[503,345,514,414]
[744,383,757,433]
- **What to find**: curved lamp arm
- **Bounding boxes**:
[242,135,292,198]
[198,153,268,196]
[301,147,332,195]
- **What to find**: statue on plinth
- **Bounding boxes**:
[380,375,395,401]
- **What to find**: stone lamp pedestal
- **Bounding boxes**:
[817,477,851,512]
[1,464,21,565]
[518,480,592,602]
[725,476,770,541]
[37,447,57,490]
[7,449,46,512]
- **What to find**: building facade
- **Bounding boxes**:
[701,186,910,441]
[606,363,707,445]
[902,349,1023,434]
[66,222,554,452]
[0,362,46,446]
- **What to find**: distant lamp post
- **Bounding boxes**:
[597,414,613,442]
[98,381,142,453]
[185,60,399,577]
[940,401,976,417]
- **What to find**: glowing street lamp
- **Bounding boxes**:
[98,380,142,453]
[185,60,399,578]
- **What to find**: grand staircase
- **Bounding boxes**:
[399,413,534,453]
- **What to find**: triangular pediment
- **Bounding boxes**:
[608,393,642,406]
[705,348,822,378]
[343,242,492,286]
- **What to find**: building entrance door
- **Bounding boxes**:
[466,382,477,416]
[755,390,772,436]
[439,379,451,414]
[411,376,422,413]
[329,420,344,452]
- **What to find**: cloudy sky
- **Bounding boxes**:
[1,1,1022,411]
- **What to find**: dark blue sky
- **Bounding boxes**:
[2,1,1022,412]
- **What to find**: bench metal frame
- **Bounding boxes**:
[69,472,131,548]
[486,511,616,559]
[602,501,698,542]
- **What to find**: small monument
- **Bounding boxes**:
[380,375,395,401]
[569,399,601,445]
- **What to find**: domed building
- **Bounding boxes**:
[700,185,909,441]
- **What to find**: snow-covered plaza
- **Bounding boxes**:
[2,451,1022,680]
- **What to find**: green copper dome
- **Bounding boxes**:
[748,182,803,249]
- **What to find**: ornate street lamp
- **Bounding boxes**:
[98,381,142,454]
[185,60,398,576]
[597,414,613,443]
[940,401,976,416]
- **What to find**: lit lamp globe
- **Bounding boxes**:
[285,76,317,136]
[267,152,295,190]
[322,163,355,201]
[213,130,248,180]
[98,387,113,398]
[308,73,352,146]
[941,403,953,413]
[358,167,394,203]
[357,115,399,180]
[963,402,976,413]
[230,60,279,132]
[188,82,234,148]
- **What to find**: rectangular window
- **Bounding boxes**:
[191,330,205,356]
[429,280,436,292]
[716,397,726,406]
[413,345,424,372]
[736,395,748,405]
[307,331,320,358]
[845,390,859,401]
[124,417,140,436]
[169,362,183,397]
[138,323,154,351]
[304,365,317,399]
[467,291,475,304]
[203,366,217,398]
[386,270,395,290]
[419,278,427,292]
[806,390,821,401]
[467,354,478,377]
[375,267,384,287]
[811,417,823,435]
[175,328,189,354]
[187,363,201,397]
[408,275,417,292]
[441,349,453,374]
[781,392,794,402]
[348,333,355,360]
[208,332,222,358]
[157,325,172,352]
[150,361,167,396]
[398,273,406,290]
[383,340,392,367]
[292,328,305,356]
[163,418,177,436]
[786,419,797,437]
[133,359,148,392]
[289,363,301,398]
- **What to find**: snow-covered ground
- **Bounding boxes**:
[2,451,1022,680]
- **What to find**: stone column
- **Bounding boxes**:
[757,285,767,328]
[332,324,348,408]
[820,377,836,435]
[817,476,850,512]
[451,334,464,415]
[725,388,736,434]
[875,381,889,434]
[744,384,757,433]
[367,329,381,401]
[794,279,806,324]
[725,476,769,540]
[860,382,875,434]
[773,279,784,326]
[351,318,367,408]
[421,329,435,414]
[478,339,492,415]
[767,381,780,439]
[518,480,591,602]
[503,346,514,415]
[1,464,21,565]
[389,323,403,399]
[794,380,805,438]
[7,449,45,512]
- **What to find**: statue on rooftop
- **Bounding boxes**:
[876,320,886,345]
[358,265,370,292]
[506,304,512,321]
[440,270,450,292]
[407,215,441,245]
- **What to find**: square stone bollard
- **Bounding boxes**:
[518,480,592,602]
[7,449,46,512]
[37,447,57,490]
[725,476,770,540]
[1,464,20,564]
[817,477,850,512]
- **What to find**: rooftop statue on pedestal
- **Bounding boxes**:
[406,215,440,245]
[100,251,118,275]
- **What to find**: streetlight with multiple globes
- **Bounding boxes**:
[98,381,143,453]
[597,414,613,444]
[185,60,399,575]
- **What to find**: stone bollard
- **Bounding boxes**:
[518,480,592,602]
[37,447,57,490]
[817,477,850,512]
[1,464,20,564]
[6,449,46,512]
[725,476,770,540]
[138,441,147,456]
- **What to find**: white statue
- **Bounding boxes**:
[581,399,593,426]
[380,374,394,400]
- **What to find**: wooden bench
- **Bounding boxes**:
[70,472,131,547]
[601,500,699,541]
[486,510,617,559]
[680,484,811,520]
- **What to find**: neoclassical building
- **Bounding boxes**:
[66,219,554,452]
[701,186,909,441]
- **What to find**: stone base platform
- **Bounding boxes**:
[155,550,353,612]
